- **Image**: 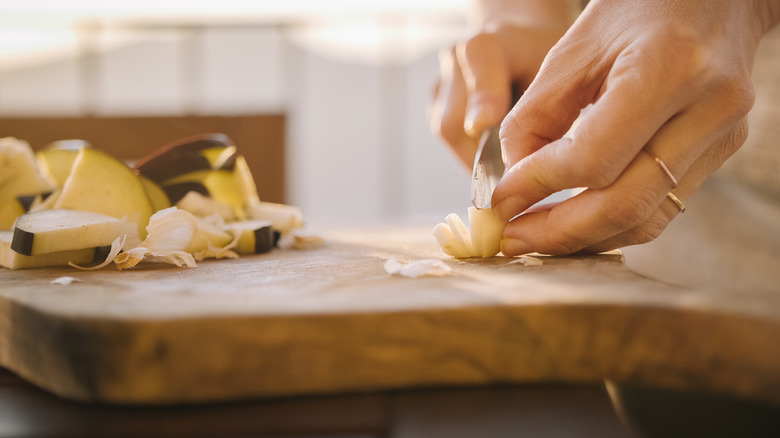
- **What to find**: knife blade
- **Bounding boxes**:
[471,126,504,210]
[471,88,523,210]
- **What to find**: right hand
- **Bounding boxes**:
[429,2,574,169]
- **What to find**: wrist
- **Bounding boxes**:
[471,0,579,33]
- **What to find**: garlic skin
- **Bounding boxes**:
[142,207,199,252]
[113,207,234,269]
[70,235,127,270]
[384,258,451,278]
[50,276,81,285]
[433,207,504,259]
[176,191,236,222]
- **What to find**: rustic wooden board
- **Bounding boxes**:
[0,226,778,406]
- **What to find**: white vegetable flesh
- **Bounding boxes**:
[10,209,135,256]
[53,148,154,239]
[0,230,101,269]
[223,219,274,254]
[0,137,55,198]
[433,207,504,258]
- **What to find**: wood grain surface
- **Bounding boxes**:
[0,226,778,406]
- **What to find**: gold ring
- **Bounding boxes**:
[654,156,679,187]
[666,192,685,213]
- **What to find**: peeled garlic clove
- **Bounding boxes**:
[469,207,502,258]
[468,207,484,256]
[433,222,465,258]
[445,213,474,256]
[434,207,503,259]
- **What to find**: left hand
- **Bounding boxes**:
[493,0,774,256]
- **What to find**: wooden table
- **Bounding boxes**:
[1,226,779,436]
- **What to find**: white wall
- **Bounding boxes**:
[0,23,468,225]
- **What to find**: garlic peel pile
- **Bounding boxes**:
[112,207,235,269]
[433,207,503,258]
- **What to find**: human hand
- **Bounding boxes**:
[493,0,780,256]
[429,0,576,169]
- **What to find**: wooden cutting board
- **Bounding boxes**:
[0,226,778,406]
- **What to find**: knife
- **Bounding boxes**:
[471,127,504,210]
[471,88,522,209]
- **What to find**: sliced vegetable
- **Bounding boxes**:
[36,147,82,186]
[162,170,246,220]
[0,137,56,198]
[1,231,109,269]
[233,155,261,207]
[1,137,57,227]
[160,181,210,205]
[10,209,135,256]
[54,148,154,238]
[138,175,172,212]
[224,219,274,254]
[175,191,235,221]
[0,199,26,229]
[134,133,236,182]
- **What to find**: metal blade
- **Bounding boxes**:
[471,126,504,209]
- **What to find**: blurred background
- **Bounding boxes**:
[0,0,474,226]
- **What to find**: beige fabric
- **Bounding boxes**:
[623,26,780,293]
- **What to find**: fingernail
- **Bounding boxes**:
[465,102,499,135]
[463,106,481,134]
[501,238,533,256]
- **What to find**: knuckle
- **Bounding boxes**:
[435,113,466,144]
[626,214,668,245]
[462,33,497,57]
[569,146,622,189]
[602,186,657,231]
[718,75,756,119]
[638,28,713,94]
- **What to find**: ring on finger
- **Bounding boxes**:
[666,192,686,213]
[642,148,679,187]
[653,155,679,187]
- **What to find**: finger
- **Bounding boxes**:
[578,120,749,253]
[576,192,682,254]
[496,63,687,218]
[497,46,593,169]
[501,116,748,256]
[430,47,478,169]
[492,51,748,224]
[500,150,672,256]
[456,33,512,136]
